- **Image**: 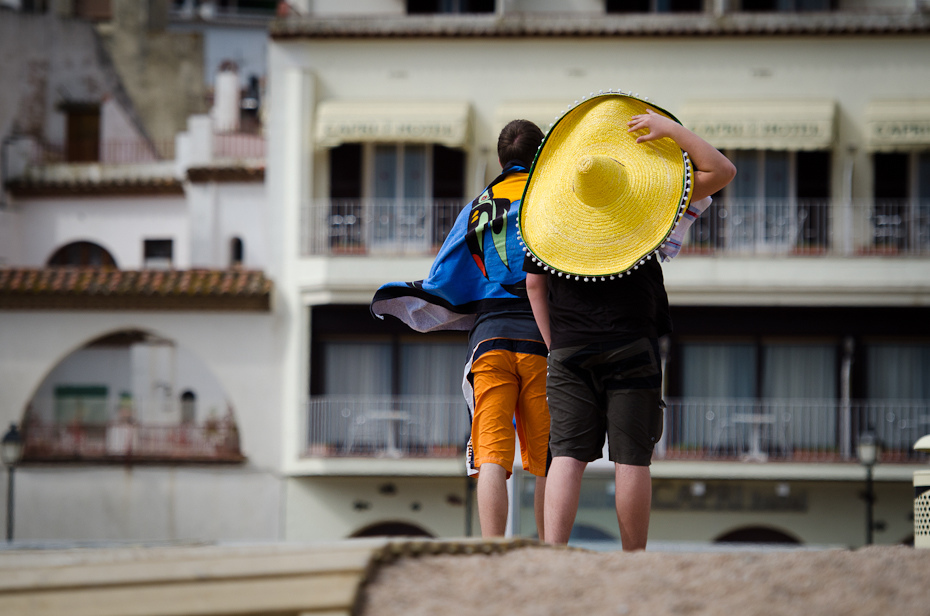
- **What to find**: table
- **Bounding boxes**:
[347,410,413,458]
[732,413,777,462]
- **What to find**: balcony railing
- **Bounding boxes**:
[659,398,930,463]
[687,198,930,257]
[23,139,176,165]
[305,396,470,458]
[300,198,930,257]
[301,199,464,256]
[21,420,244,463]
[304,395,930,463]
[13,133,266,170]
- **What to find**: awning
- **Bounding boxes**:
[494,100,569,136]
[315,100,471,148]
[866,100,930,151]
[678,99,836,151]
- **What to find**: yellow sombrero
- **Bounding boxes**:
[518,91,693,280]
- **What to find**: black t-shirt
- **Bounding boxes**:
[523,254,672,350]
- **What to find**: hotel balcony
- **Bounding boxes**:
[303,396,930,466]
[300,198,930,258]
[304,396,469,460]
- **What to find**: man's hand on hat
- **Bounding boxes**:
[627,109,676,144]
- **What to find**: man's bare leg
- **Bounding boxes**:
[476,462,508,537]
[615,463,652,551]
[543,456,587,544]
[533,474,546,542]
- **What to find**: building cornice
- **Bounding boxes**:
[5,177,184,198]
[270,11,930,39]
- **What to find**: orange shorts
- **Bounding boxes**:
[469,349,549,477]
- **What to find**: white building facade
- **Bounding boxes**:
[267,0,930,546]
[2,0,930,548]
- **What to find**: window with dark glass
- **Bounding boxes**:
[326,143,465,254]
[694,150,830,253]
[740,0,834,11]
[873,152,930,252]
[407,0,494,14]
[143,239,174,269]
[674,338,838,455]
[607,0,703,13]
[431,145,465,246]
[308,305,470,455]
[230,237,244,267]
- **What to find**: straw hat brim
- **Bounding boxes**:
[519,93,693,279]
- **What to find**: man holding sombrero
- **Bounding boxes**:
[520,92,736,550]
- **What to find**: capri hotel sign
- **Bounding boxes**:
[319,119,463,144]
[680,100,836,150]
[693,119,829,141]
[316,101,471,148]
[867,100,930,149]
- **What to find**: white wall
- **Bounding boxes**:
[285,476,470,541]
[13,195,189,268]
[12,466,281,542]
[187,181,267,269]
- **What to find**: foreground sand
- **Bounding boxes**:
[360,544,930,616]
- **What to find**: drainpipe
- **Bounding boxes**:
[840,336,855,460]
[842,147,856,256]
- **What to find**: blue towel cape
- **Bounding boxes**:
[370,164,532,332]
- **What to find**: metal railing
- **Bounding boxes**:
[658,398,930,463]
[305,396,470,458]
[300,197,930,257]
[24,139,176,165]
[14,133,266,169]
[303,395,929,463]
[21,420,244,463]
[301,199,464,256]
[212,133,266,160]
[683,198,930,257]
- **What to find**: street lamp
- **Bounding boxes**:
[857,431,881,545]
[1,423,24,542]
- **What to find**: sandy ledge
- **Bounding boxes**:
[360,544,930,616]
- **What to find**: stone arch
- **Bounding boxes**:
[350,521,434,539]
[714,526,801,544]
[20,327,241,462]
[47,240,118,268]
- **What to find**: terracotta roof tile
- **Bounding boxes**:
[270,12,930,38]
[0,268,273,312]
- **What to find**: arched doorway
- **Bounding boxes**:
[351,521,434,538]
[715,526,801,544]
[47,241,117,268]
[21,328,242,463]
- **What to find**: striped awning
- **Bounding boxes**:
[493,100,569,137]
[679,99,836,151]
[315,100,471,148]
[866,99,930,151]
